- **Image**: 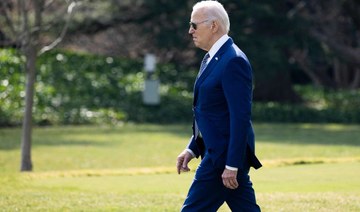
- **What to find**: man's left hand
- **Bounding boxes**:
[221,168,238,189]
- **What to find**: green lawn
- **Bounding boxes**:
[0,123,359,211]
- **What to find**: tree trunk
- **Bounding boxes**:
[350,68,360,89]
[20,46,36,172]
[253,70,302,103]
[291,49,323,87]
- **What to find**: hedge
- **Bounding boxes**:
[0,49,359,126]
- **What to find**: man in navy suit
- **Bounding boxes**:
[176,1,262,211]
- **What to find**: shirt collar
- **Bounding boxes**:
[207,34,230,62]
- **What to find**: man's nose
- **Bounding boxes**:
[189,27,195,34]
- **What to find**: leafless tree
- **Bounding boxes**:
[288,0,360,89]
[0,0,78,171]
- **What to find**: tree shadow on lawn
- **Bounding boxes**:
[0,123,358,150]
[0,124,190,150]
[254,123,360,146]
[0,127,116,151]
[0,136,108,150]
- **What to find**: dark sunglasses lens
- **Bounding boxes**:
[189,22,197,30]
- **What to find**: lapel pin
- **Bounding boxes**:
[215,57,218,60]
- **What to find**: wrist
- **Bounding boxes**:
[185,149,196,158]
[225,165,238,171]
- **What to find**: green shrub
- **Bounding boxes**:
[0,49,193,126]
[0,49,25,126]
[0,49,359,126]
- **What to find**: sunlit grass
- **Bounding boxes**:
[1,123,359,172]
[0,162,359,211]
[0,123,359,211]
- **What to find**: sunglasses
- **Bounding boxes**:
[189,20,209,30]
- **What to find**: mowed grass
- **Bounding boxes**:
[0,123,359,211]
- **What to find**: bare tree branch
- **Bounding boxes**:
[291,48,336,88]
[310,29,360,66]
[0,1,17,36]
[39,1,78,55]
[44,0,55,9]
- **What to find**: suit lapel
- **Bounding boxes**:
[193,38,234,105]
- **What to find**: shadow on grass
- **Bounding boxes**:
[254,123,360,146]
[0,124,190,150]
[0,123,358,151]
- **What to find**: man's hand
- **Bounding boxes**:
[222,168,238,189]
[176,150,194,174]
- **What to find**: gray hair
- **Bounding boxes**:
[193,0,230,33]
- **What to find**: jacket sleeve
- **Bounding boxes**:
[186,135,205,158]
[186,135,201,158]
[222,57,253,169]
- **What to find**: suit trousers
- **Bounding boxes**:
[181,152,261,212]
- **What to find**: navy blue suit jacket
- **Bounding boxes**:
[187,38,262,170]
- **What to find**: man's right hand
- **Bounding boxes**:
[176,150,194,174]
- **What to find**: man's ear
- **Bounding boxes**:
[211,21,219,33]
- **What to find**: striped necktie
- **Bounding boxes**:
[197,53,210,79]
[194,53,209,139]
